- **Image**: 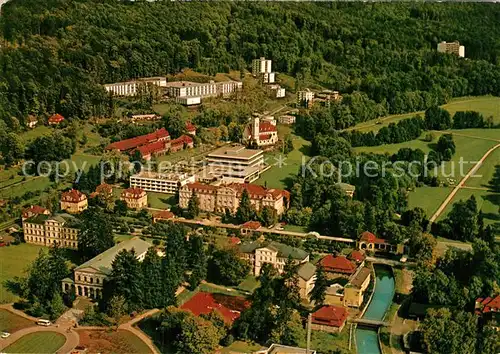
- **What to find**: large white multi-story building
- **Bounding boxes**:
[437,41,465,58]
[165,80,242,100]
[104,77,167,96]
[130,171,196,194]
[252,57,275,84]
[204,145,268,183]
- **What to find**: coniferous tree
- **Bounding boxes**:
[187,235,207,290]
[142,248,165,308]
[78,207,115,261]
[186,192,200,219]
[310,265,328,305]
[236,189,255,223]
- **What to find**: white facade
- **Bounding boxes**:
[297,89,314,106]
[437,41,465,58]
[252,57,272,75]
[204,145,267,184]
[278,115,296,124]
[130,171,196,194]
[262,72,275,84]
[175,96,201,106]
[104,77,167,96]
[275,87,286,98]
[165,80,242,99]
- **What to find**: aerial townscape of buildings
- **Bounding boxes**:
[3,33,498,354]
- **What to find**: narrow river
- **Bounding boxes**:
[355,265,395,354]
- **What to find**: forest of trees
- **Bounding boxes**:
[1,1,500,127]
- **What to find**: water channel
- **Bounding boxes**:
[355,265,395,354]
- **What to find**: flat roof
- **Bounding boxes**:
[165,79,239,88]
[208,145,263,160]
[131,171,193,181]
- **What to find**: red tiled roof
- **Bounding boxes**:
[349,250,366,263]
[48,114,65,123]
[121,188,145,199]
[171,135,193,147]
[22,205,49,218]
[136,141,167,157]
[260,133,272,140]
[360,231,387,244]
[241,221,261,230]
[476,295,500,314]
[312,305,348,328]
[185,182,288,201]
[258,121,277,133]
[153,210,174,220]
[186,121,196,133]
[95,183,113,194]
[106,128,170,151]
[229,236,241,245]
[180,292,250,324]
[61,189,86,203]
[319,255,357,274]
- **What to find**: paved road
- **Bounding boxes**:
[0,304,79,353]
[118,309,161,354]
[429,143,500,223]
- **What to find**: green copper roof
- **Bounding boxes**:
[297,262,316,280]
[76,237,152,274]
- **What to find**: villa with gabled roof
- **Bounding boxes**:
[62,237,152,299]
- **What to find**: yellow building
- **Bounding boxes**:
[324,267,371,308]
[179,182,289,216]
[60,189,88,214]
[358,231,404,255]
[121,188,148,209]
[23,213,80,249]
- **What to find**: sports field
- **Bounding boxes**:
[3,332,66,353]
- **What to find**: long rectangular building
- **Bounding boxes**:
[179,182,289,215]
[164,80,242,99]
[204,145,267,183]
[104,77,167,96]
[23,213,80,249]
[130,171,196,194]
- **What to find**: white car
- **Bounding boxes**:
[1,332,10,339]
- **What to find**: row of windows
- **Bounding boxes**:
[76,274,102,285]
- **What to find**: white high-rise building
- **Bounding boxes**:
[252,57,275,84]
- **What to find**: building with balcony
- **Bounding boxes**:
[23,213,80,249]
[121,188,148,209]
[130,171,195,194]
[203,145,267,184]
[104,77,167,96]
[62,237,152,298]
[252,57,275,83]
[297,89,314,108]
[60,189,88,214]
[164,80,242,101]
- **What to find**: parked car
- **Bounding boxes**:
[1,332,11,339]
[36,319,52,326]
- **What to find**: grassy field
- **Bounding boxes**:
[256,125,311,189]
[0,243,45,303]
[299,326,355,354]
[3,332,66,353]
[0,309,34,333]
[437,188,499,225]
[348,96,500,133]
[465,147,500,188]
[407,186,454,217]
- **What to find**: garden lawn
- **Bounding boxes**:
[0,310,33,333]
[299,326,355,354]
[3,332,66,353]
[0,243,45,303]
[257,129,311,189]
[237,276,260,293]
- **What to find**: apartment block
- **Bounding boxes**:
[60,189,88,214]
[130,171,196,194]
[297,89,314,108]
[165,80,242,101]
